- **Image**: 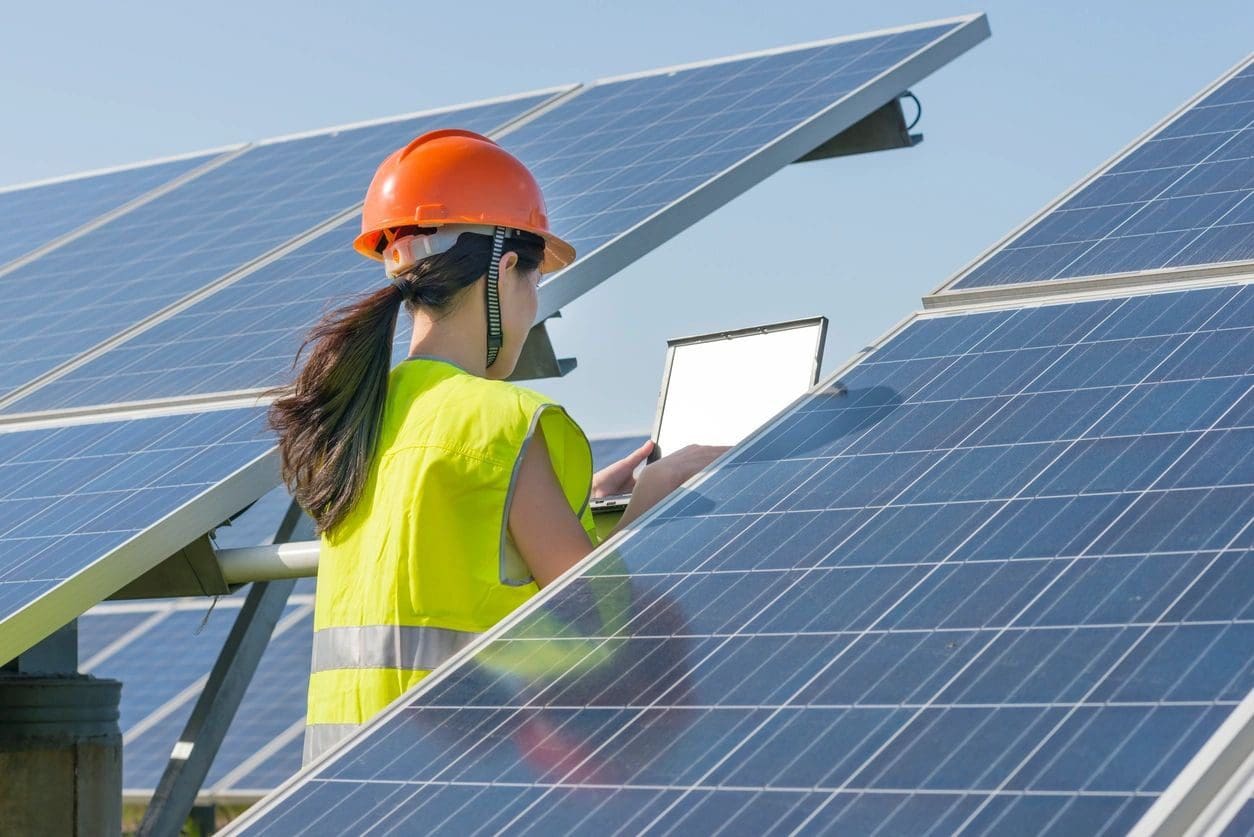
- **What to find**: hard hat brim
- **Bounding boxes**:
[355,221,575,275]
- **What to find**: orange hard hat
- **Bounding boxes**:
[353,129,575,274]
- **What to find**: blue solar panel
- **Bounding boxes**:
[220,736,307,799]
[0,406,275,662]
[116,602,311,795]
[0,94,558,404]
[200,608,314,793]
[514,20,975,267]
[96,606,242,734]
[234,282,1254,835]
[0,153,217,268]
[76,607,158,665]
[3,18,989,413]
[1221,797,1254,836]
[951,57,1254,290]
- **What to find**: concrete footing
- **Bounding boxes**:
[0,674,122,837]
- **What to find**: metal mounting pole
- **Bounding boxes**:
[138,500,307,837]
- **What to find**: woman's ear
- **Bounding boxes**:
[498,251,519,276]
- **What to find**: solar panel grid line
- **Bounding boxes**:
[2,19,987,415]
[0,85,581,417]
[0,201,364,415]
[1126,688,1254,837]
[210,717,310,800]
[560,288,1254,834]
[0,82,577,412]
[233,279,1254,833]
[80,605,176,671]
[971,127,1254,299]
[223,274,959,828]
[531,14,990,320]
[221,278,979,829]
[119,602,313,785]
[0,409,279,663]
[251,85,580,147]
[0,142,248,196]
[930,53,1254,299]
[0,92,565,409]
[0,144,249,277]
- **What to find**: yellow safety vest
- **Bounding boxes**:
[304,356,597,761]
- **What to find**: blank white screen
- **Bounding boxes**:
[656,323,822,456]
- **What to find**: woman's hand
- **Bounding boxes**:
[615,444,730,529]
[592,439,655,499]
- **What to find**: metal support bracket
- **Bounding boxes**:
[137,500,304,836]
[108,535,231,600]
[508,314,578,381]
[794,95,921,162]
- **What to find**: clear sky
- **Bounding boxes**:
[3,1,1251,436]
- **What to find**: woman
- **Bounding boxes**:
[269,129,724,762]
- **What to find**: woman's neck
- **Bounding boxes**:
[407,309,487,378]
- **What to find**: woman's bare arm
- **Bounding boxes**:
[508,426,596,587]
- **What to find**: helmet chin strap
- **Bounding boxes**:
[484,226,506,369]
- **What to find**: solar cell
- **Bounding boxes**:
[2,16,989,413]
[0,92,561,405]
[231,282,1254,835]
[0,152,219,269]
[947,56,1254,292]
[0,406,275,662]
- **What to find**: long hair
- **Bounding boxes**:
[269,229,544,533]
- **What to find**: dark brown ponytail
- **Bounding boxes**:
[268,230,544,533]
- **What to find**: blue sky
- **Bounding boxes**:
[3,1,1251,435]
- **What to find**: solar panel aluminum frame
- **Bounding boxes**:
[533,13,991,324]
[925,53,1254,309]
[0,413,279,665]
[1128,688,1254,837]
[230,274,1254,831]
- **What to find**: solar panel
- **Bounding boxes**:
[77,606,161,665]
[231,281,1254,835]
[0,92,563,406]
[0,16,989,414]
[943,56,1254,293]
[519,15,987,319]
[113,602,313,798]
[103,606,245,734]
[0,406,275,662]
[0,151,220,269]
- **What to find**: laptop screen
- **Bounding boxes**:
[653,317,826,457]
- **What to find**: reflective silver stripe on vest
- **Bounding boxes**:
[310,624,480,674]
[303,723,361,765]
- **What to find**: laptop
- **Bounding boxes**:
[590,316,828,514]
